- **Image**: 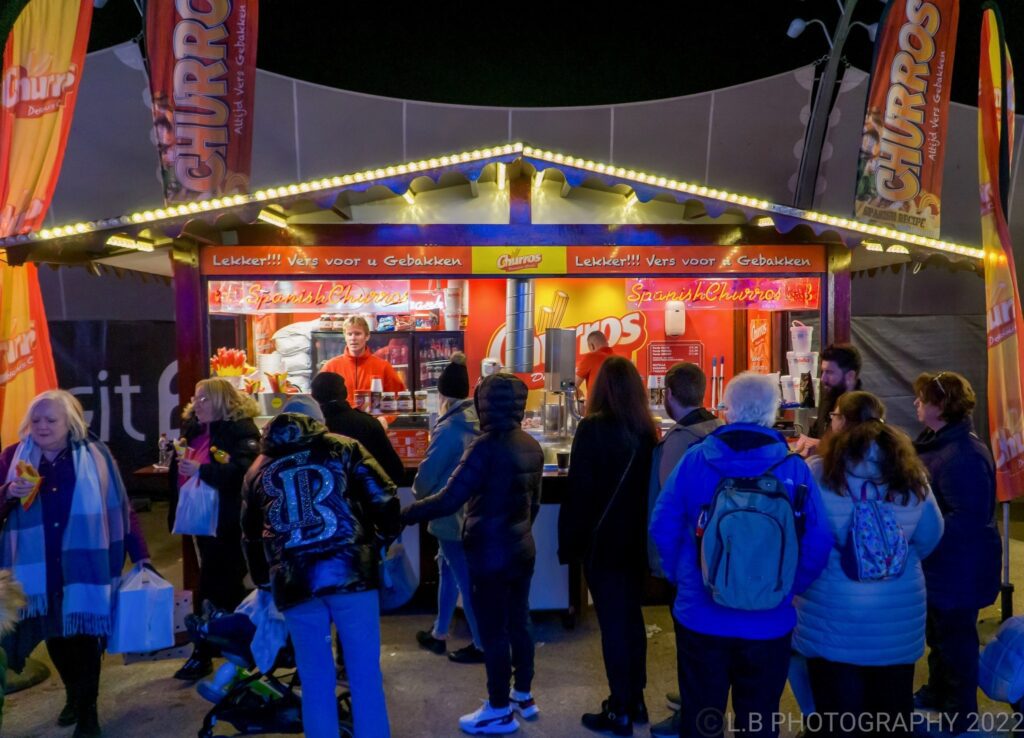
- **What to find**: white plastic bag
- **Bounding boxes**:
[235,588,287,674]
[173,475,220,537]
[108,565,175,654]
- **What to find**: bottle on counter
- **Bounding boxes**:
[414,390,428,413]
[397,390,413,412]
[381,392,397,413]
[157,433,172,468]
[354,389,371,413]
[370,376,383,414]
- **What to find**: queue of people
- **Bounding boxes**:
[0,344,1005,738]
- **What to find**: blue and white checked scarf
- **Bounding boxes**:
[1,437,129,637]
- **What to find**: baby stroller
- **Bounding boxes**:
[187,603,353,737]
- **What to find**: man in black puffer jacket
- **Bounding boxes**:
[402,373,544,736]
[241,412,400,738]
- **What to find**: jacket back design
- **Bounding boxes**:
[261,450,339,549]
[241,413,401,611]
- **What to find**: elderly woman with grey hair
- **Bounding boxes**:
[651,372,831,738]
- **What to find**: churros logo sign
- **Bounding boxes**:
[472,247,567,275]
[2,54,77,118]
[875,0,943,203]
[167,0,236,195]
[486,311,649,367]
[0,321,38,386]
[496,251,543,272]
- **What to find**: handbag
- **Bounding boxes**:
[172,475,220,537]
[379,543,417,613]
[108,564,175,654]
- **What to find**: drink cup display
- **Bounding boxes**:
[556,451,570,470]
[786,351,819,378]
[790,321,814,353]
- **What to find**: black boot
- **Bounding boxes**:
[174,646,213,681]
[73,655,102,738]
[630,697,648,725]
[46,638,79,726]
[72,702,101,738]
[582,699,633,737]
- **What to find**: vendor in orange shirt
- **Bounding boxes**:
[320,316,407,393]
[574,329,614,398]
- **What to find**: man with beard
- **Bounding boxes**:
[794,343,862,456]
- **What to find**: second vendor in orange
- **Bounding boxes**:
[320,316,407,393]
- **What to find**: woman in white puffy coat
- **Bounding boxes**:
[793,392,944,737]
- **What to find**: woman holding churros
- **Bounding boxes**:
[0,390,149,738]
[167,377,260,682]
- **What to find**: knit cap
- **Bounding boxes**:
[437,352,470,399]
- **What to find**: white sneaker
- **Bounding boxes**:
[509,690,539,720]
[459,701,520,735]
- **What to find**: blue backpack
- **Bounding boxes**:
[698,453,808,611]
[839,480,909,582]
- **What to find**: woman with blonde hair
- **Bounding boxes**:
[169,378,260,680]
[0,390,149,737]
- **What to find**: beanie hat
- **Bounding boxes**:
[437,352,470,399]
[311,372,347,404]
[280,395,325,423]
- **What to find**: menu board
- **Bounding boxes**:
[647,341,705,376]
[388,428,430,465]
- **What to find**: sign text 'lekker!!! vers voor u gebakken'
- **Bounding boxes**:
[199,245,826,276]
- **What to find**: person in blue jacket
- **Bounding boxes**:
[650,372,831,738]
[411,353,485,664]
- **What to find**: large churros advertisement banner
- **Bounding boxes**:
[979,6,1024,502]
[0,0,82,442]
[853,0,959,238]
[145,0,258,202]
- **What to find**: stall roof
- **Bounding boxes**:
[0,142,984,276]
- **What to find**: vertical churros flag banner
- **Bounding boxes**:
[144,0,259,203]
[0,0,88,442]
[979,4,1022,502]
[853,0,959,238]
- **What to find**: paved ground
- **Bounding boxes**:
[3,503,1023,737]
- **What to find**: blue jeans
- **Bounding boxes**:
[283,590,390,738]
[434,538,482,649]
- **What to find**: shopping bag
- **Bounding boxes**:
[235,588,287,674]
[379,543,417,612]
[108,565,175,654]
[172,475,219,537]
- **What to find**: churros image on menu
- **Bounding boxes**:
[551,290,569,326]
[536,306,554,334]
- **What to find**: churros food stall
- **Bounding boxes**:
[2,143,985,622]
[194,230,834,619]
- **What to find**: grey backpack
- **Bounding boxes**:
[698,454,808,611]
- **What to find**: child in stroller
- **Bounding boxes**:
[187,599,354,737]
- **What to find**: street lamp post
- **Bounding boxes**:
[790,0,862,211]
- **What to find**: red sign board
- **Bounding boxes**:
[201,246,473,276]
[201,244,826,277]
[627,277,820,311]
[567,245,825,274]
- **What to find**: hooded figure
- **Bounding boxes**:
[401,373,545,735]
[241,412,400,738]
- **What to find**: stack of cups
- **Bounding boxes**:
[787,321,817,382]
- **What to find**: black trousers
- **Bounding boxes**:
[469,561,535,709]
[675,622,791,738]
[806,658,915,738]
[586,563,647,709]
[47,635,103,707]
[195,533,249,612]
[925,606,980,722]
